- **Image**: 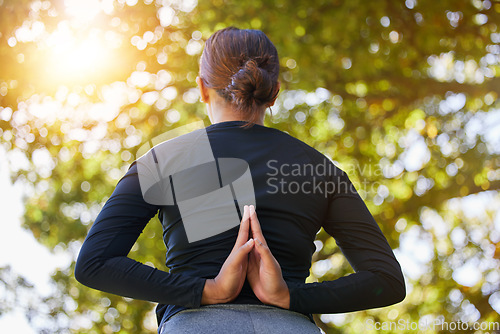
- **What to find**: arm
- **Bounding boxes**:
[287,172,406,314]
[74,162,206,307]
[75,163,256,307]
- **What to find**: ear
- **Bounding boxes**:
[267,81,281,107]
[196,76,210,103]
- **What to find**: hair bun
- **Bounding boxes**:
[226,59,276,108]
[200,28,280,124]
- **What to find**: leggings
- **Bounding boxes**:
[159,304,324,334]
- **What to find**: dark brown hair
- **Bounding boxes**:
[200,27,280,124]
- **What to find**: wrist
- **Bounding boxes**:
[201,278,233,305]
[273,286,290,309]
[201,279,218,305]
[260,285,290,309]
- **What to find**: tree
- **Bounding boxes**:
[1,0,499,332]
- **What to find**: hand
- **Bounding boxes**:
[201,205,255,304]
[246,205,290,309]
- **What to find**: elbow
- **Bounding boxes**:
[74,256,89,286]
[394,265,406,304]
[387,270,406,305]
[392,280,406,304]
[383,260,406,305]
[375,269,406,307]
[74,251,97,287]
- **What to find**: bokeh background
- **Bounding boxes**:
[0,0,499,333]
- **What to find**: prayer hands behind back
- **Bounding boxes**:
[201,205,290,309]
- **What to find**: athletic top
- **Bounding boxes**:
[75,120,405,331]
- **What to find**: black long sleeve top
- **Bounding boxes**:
[75,120,405,331]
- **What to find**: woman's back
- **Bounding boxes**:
[75,27,405,333]
[159,121,330,279]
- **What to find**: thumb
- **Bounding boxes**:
[254,238,276,264]
[231,238,255,263]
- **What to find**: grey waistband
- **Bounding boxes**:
[159,304,324,334]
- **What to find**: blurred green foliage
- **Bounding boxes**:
[0,0,499,332]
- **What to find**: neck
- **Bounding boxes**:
[209,101,265,126]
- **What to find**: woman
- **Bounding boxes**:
[75,27,405,333]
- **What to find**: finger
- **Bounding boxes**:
[247,247,260,275]
[254,238,278,267]
[249,246,260,264]
[230,238,255,265]
[249,205,268,246]
[234,205,251,249]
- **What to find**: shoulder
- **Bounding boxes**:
[136,125,213,171]
[132,126,213,206]
[137,127,208,160]
[277,128,341,169]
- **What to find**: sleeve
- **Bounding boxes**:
[286,170,405,314]
[74,162,206,308]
